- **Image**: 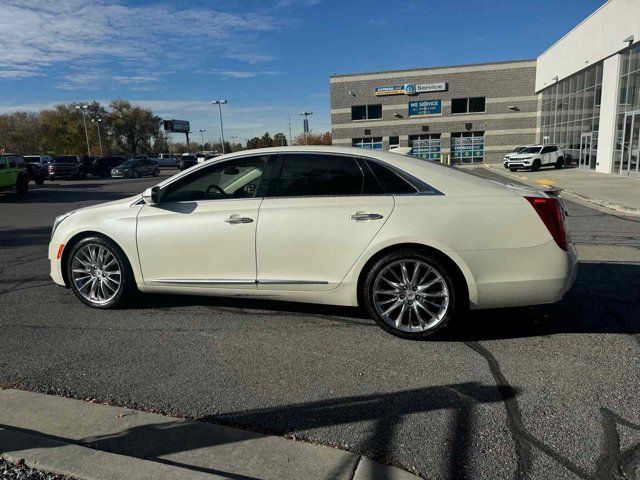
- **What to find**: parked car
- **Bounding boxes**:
[157,153,177,167]
[0,153,30,195]
[24,155,53,167]
[91,156,129,177]
[49,146,577,339]
[111,158,160,178]
[503,146,530,163]
[178,154,197,170]
[48,155,87,180]
[504,145,565,172]
[23,155,48,185]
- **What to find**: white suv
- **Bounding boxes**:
[504,145,565,172]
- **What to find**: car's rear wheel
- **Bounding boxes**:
[66,236,134,308]
[361,250,459,339]
[555,157,564,169]
[531,159,541,171]
[132,170,139,178]
[153,168,160,177]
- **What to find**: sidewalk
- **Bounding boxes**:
[483,164,640,215]
[0,389,419,480]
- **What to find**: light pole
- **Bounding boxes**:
[198,129,206,149]
[210,100,228,154]
[299,111,313,145]
[92,118,103,157]
[75,104,91,156]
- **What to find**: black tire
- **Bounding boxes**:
[65,235,136,309]
[179,161,185,171]
[509,168,518,172]
[132,170,139,178]
[16,176,29,195]
[554,157,564,169]
[531,159,541,172]
[153,168,160,177]
[360,249,462,340]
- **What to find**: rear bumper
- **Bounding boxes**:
[461,241,578,310]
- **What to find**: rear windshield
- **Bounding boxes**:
[52,156,78,163]
[23,156,40,162]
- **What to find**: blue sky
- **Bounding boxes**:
[0,0,603,143]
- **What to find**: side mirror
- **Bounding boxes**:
[142,186,160,205]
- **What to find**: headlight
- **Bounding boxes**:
[52,211,75,238]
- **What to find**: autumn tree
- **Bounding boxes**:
[108,99,161,155]
[273,132,287,146]
[293,131,332,145]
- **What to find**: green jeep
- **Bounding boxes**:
[0,153,30,195]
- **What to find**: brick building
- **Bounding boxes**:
[330,59,538,164]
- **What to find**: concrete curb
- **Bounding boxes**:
[482,164,640,216]
[0,389,421,480]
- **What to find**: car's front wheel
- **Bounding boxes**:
[555,157,564,169]
[531,159,541,171]
[66,236,134,308]
[361,250,459,339]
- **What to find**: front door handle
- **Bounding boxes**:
[350,212,383,221]
[224,214,253,224]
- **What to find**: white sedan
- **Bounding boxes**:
[49,146,577,339]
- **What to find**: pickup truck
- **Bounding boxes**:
[48,155,87,180]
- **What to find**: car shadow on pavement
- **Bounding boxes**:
[122,261,640,340]
[0,382,516,480]
[0,226,52,247]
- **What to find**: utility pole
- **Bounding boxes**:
[210,100,228,154]
[288,113,292,145]
[75,104,91,156]
[299,111,313,145]
[198,129,206,149]
[91,118,103,156]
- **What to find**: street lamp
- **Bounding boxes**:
[210,100,228,154]
[198,129,206,148]
[75,104,91,156]
[91,118,103,157]
[299,111,313,145]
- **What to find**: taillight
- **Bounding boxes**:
[525,196,568,251]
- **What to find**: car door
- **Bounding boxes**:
[0,157,9,188]
[5,156,19,186]
[136,154,270,288]
[255,152,394,292]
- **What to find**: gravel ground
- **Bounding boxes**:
[0,458,75,480]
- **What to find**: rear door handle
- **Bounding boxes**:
[224,215,253,224]
[350,212,383,221]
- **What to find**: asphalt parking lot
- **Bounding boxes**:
[1,167,639,480]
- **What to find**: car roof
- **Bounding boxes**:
[158,145,512,197]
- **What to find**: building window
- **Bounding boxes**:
[451,97,485,114]
[451,132,484,164]
[389,136,400,148]
[539,61,603,170]
[614,43,640,175]
[409,134,441,160]
[352,137,383,149]
[351,104,382,121]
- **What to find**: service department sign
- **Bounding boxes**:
[408,99,442,116]
[374,82,447,96]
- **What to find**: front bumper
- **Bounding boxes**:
[111,170,128,178]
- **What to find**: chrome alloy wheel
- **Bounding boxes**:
[372,260,450,333]
[71,244,122,305]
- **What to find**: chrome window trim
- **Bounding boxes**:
[151,279,328,286]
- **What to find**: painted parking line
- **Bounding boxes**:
[534,178,556,186]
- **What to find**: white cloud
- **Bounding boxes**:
[207,69,282,79]
[0,0,277,85]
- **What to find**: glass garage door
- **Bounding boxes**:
[411,139,441,160]
[451,132,484,164]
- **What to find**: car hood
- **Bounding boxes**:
[509,153,537,160]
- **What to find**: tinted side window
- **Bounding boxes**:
[162,156,267,203]
[276,154,364,197]
[0,158,6,170]
[366,160,417,194]
[8,157,17,168]
[541,146,553,154]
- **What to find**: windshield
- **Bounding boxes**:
[512,147,526,153]
[52,156,78,163]
[119,160,133,167]
[182,156,196,160]
[520,146,542,154]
